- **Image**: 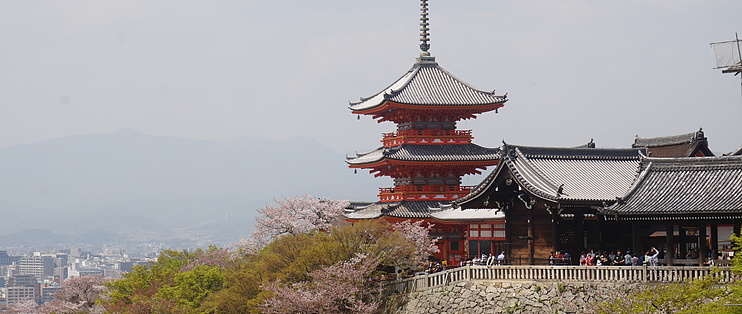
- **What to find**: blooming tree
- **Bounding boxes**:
[181,246,236,271]
[7,275,108,314]
[54,275,108,309]
[260,254,381,314]
[6,299,40,314]
[238,195,350,252]
[391,220,441,266]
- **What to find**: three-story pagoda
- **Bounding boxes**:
[345,0,508,263]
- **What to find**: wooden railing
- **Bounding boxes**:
[380,265,736,295]
[381,129,472,147]
[378,185,474,202]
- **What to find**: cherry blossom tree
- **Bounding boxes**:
[7,275,108,314]
[181,246,236,271]
[391,219,441,266]
[5,299,40,314]
[238,195,350,252]
[54,275,108,309]
[260,254,381,314]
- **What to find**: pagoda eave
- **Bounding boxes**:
[351,101,505,116]
[348,159,499,169]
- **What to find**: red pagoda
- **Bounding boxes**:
[344,0,508,265]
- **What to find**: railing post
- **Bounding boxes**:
[642,264,648,282]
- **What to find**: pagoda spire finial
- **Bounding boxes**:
[419,0,430,52]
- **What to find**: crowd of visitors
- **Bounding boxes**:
[547,251,572,265]
[385,246,722,282]
[469,251,507,267]
[571,248,660,266]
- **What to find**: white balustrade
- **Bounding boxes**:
[380,265,736,295]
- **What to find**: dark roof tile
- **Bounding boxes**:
[609,155,742,215]
[344,200,447,219]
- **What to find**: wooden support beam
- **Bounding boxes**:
[666,223,674,266]
[698,224,707,266]
[576,214,585,253]
[710,224,719,259]
[632,222,642,257]
[551,210,559,260]
[528,208,535,265]
[679,227,687,258]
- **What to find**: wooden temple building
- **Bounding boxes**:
[602,154,742,266]
[449,140,742,265]
[344,1,742,266]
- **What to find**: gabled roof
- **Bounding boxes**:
[344,200,445,220]
[606,155,742,216]
[349,54,507,112]
[723,145,742,156]
[457,144,645,204]
[632,128,713,157]
[346,144,500,166]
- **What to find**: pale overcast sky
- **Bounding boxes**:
[2,1,741,155]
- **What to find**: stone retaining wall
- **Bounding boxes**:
[395,280,641,313]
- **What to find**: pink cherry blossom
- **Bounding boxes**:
[238,195,349,252]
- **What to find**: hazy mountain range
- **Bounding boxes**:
[0,129,383,250]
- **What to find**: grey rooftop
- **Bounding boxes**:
[632,129,706,148]
[349,57,506,111]
[457,145,645,204]
[346,144,501,166]
[344,200,445,219]
[607,155,742,217]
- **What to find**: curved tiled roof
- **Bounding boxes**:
[632,130,704,148]
[344,200,446,219]
[457,144,644,204]
[349,55,506,111]
[507,146,643,201]
[608,155,742,215]
[631,129,712,157]
[346,144,500,166]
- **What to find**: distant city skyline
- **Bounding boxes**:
[1,1,741,155]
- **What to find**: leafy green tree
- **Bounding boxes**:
[103,247,231,313]
[102,195,437,313]
[200,220,425,313]
[157,265,225,311]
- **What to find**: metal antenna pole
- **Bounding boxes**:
[737,33,742,104]
[736,33,741,63]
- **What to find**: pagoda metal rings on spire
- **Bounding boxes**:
[419,0,430,52]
